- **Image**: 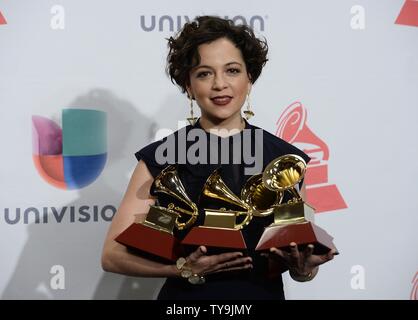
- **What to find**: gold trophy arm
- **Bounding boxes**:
[251,207,275,217]
[287,187,302,202]
[234,211,253,229]
[171,203,199,230]
[170,205,194,216]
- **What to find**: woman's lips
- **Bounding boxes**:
[211,96,232,106]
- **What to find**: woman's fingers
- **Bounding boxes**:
[304,244,314,260]
[269,243,304,270]
[188,246,207,262]
[212,263,253,274]
[314,249,338,266]
[268,244,339,274]
[213,255,251,271]
[211,256,253,273]
[223,256,252,269]
[325,248,338,261]
[213,251,244,265]
[269,247,286,259]
[189,250,245,275]
[289,242,300,260]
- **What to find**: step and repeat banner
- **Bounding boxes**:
[0,0,417,299]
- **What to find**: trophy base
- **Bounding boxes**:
[255,221,337,255]
[115,223,183,262]
[181,226,247,250]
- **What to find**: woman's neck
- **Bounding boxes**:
[199,113,245,137]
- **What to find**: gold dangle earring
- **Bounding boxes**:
[187,94,198,126]
[243,91,254,120]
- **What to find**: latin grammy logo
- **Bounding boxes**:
[0,11,7,25]
[276,101,347,213]
[395,0,418,27]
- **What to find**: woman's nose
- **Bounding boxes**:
[212,73,228,90]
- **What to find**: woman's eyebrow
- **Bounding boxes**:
[225,62,243,66]
[193,61,243,70]
[193,65,212,70]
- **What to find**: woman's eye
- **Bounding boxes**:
[227,68,241,74]
[196,71,211,78]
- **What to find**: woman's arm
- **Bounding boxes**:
[101,160,180,278]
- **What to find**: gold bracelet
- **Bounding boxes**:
[176,257,205,285]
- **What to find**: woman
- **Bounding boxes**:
[101,16,337,300]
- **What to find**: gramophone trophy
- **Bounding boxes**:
[254,154,337,255]
[115,165,198,261]
[181,169,253,250]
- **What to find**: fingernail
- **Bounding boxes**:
[290,242,296,247]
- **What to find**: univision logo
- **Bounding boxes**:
[139,15,265,32]
[32,109,107,190]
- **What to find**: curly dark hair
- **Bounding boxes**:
[166,15,268,94]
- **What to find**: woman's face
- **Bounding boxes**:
[187,37,251,123]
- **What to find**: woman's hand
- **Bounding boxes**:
[269,242,338,281]
[183,246,253,276]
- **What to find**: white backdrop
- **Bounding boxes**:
[1,0,417,299]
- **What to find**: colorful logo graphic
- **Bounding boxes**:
[276,101,347,213]
[0,10,7,25]
[396,0,418,27]
[32,109,107,189]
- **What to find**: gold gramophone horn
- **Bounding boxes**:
[153,165,198,230]
[202,169,252,229]
[241,174,283,217]
[262,154,306,201]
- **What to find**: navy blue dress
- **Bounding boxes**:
[135,119,310,300]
